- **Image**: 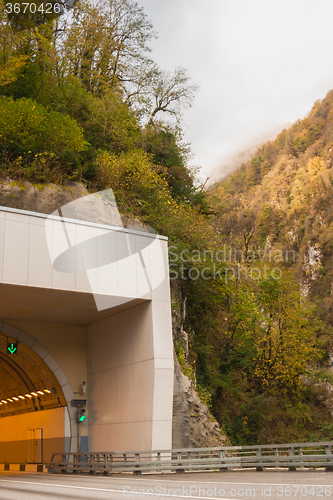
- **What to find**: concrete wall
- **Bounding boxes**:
[0,407,67,463]
[87,299,174,452]
[0,207,92,294]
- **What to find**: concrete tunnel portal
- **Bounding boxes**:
[0,202,174,462]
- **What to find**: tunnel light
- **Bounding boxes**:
[0,389,54,406]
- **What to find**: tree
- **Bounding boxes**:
[0,0,58,101]
[58,0,155,96]
[0,4,30,86]
[254,274,322,397]
[51,76,140,153]
[145,126,194,198]
[148,67,199,124]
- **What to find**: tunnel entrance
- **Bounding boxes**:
[0,333,68,464]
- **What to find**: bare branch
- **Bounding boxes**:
[149,66,199,124]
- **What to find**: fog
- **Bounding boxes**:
[138,0,333,183]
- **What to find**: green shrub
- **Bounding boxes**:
[0,96,87,158]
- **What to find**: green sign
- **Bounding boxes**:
[7,342,18,354]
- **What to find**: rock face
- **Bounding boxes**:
[0,179,145,229]
[171,281,229,448]
[172,354,229,448]
[0,178,89,215]
[320,382,333,415]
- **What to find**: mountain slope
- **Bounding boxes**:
[211,90,333,325]
[186,90,333,444]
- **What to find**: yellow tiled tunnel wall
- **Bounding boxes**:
[0,407,67,463]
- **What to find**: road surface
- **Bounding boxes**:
[0,469,333,500]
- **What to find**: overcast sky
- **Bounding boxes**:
[138,0,333,184]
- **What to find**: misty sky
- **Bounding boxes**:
[138,0,333,183]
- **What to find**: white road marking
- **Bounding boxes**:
[0,479,238,499]
[0,479,119,493]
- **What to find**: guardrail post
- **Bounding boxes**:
[256,448,264,471]
[298,447,304,469]
[133,453,142,475]
[89,454,96,475]
[219,450,228,472]
[288,447,297,471]
[325,445,333,472]
[274,448,279,468]
[61,454,67,474]
[176,451,185,474]
[156,452,161,473]
[87,453,93,475]
[103,453,110,476]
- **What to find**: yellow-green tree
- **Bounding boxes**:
[254,273,322,397]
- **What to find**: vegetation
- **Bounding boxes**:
[1,0,333,445]
[205,90,333,443]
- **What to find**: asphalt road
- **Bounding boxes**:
[0,470,333,500]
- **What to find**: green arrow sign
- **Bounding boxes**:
[7,342,17,354]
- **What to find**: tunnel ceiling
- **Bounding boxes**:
[0,334,64,418]
[0,283,147,325]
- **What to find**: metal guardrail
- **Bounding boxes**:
[49,441,333,475]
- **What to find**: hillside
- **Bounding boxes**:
[211,91,333,328]
[204,90,333,443]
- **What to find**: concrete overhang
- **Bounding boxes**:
[0,283,147,325]
[0,205,169,325]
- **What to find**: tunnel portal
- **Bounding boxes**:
[0,332,67,463]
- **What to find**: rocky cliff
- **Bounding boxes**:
[171,281,229,447]
[0,178,88,214]
[172,355,228,447]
